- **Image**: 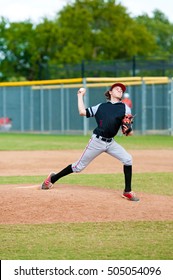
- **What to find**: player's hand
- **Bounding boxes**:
[77,87,86,96]
[122,124,133,136]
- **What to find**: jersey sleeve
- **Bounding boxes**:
[86,104,101,118]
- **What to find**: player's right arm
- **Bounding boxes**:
[77,88,86,116]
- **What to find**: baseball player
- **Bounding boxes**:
[41,83,139,201]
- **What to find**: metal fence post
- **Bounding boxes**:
[30,87,34,131]
[141,79,147,134]
[170,78,173,135]
[2,87,6,118]
[40,86,44,132]
[66,88,70,131]
[20,87,24,132]
[81,60,85,78]
[152,84,156,130]
[60,85,65,134]
[48,89,52,131]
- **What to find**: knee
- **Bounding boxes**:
[123,153,132,166]
[71,162,85,173]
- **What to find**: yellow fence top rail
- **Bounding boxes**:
[0,78,83,87]
[0,76,170,88]
[86,77,142,82]
[86,76,169,83]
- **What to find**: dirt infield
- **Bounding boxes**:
[0,150,173,224]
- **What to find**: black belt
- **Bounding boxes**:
[96,134,112,143]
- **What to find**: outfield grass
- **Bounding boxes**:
[0,222,173,260]
[0,133,172,260]
[0,133,172,150]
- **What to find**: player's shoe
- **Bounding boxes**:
[122,191,140,202]
[41,172,55,190]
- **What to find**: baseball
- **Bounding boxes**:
[79,87,85,92]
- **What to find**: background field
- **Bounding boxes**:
[0,133,173,260]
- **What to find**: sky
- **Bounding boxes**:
[0,0,173,23]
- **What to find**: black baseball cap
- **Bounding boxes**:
[110,83,126,93]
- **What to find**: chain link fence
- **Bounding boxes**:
[0,77,172,135]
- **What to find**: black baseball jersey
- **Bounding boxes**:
[86,101,131,138]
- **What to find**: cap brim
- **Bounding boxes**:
[110,83,126,93]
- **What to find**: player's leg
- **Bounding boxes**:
[106,140,132,191]
[106,140,139,201]
[41,166,73,190]
[41,135,105,189]
[106,139,132,166]
[71,134,105,173]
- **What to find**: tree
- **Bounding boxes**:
[0,1,172,81]
[54,0,156,61]
[0,18,61,80]
[135,10,173,57]
[0,18,35,80]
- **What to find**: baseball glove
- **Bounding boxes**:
[121,114,134,136]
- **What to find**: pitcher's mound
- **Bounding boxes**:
[0,184,172,224]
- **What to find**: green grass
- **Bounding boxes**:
[0,133,172,150]
[0,171,172,260]
[0,222,173,260]
[0,133,172,260]
[0,172,172,196]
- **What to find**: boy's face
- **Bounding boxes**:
[110,86,123,100]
